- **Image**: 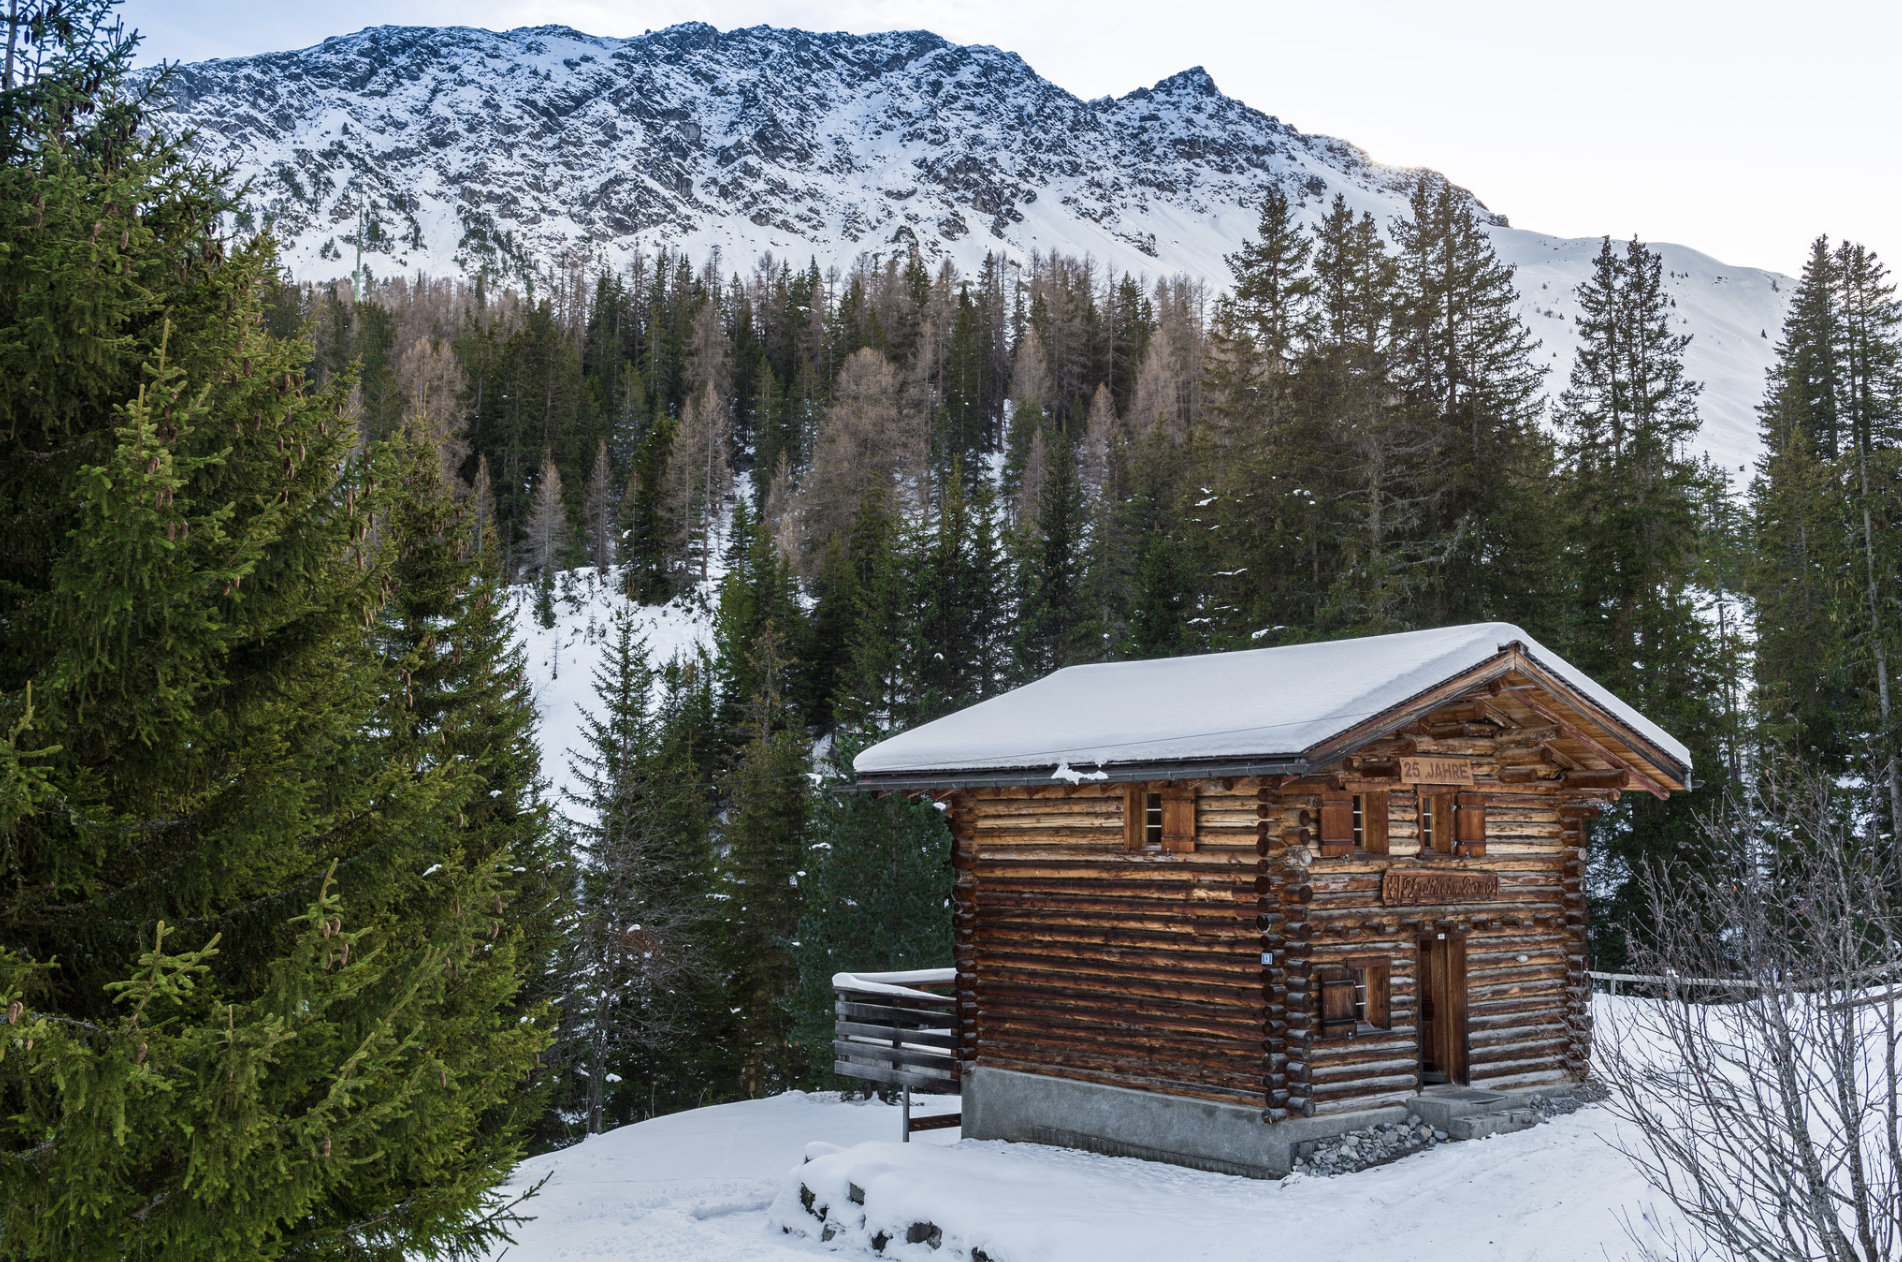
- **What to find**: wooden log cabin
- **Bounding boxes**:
[852,623,1691,1176]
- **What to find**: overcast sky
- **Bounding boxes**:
[123,0,1899,278]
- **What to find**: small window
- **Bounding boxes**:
[1144,792,1163,848]
[1350,958,1392,1029]
[1319,958,1391,1037]
[1420,792,1453,854]
[1353,791,1389,854]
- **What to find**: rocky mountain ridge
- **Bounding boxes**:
[152,21,1789,470]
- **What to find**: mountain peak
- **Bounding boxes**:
[1149,66,1220,97]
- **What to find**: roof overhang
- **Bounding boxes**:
[851,640,1692,797]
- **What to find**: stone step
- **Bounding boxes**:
[1406,1088,1512,1130]
[1446,1107,1543,1141]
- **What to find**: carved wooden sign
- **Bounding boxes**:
[1399,755,1475,786]
[1382,869,1499,905]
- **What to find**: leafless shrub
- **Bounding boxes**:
[1596,764,1902,1262]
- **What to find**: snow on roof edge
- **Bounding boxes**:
[853,623,1691,781]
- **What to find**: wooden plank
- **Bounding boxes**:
[832,1060,962,1094]
[834,1040,961,1073]
[834,1020,960,1049]
[906,1112,962,1133]
[833,1000,957,1028]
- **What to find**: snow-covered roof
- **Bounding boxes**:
[854,622,1690,783]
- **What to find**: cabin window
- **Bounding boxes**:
[1350,958,1392,1029]
[1123,783,1194,853]
[1420,792,1454,854]
[1353,791,1389,855]
[1319,958,1391,1037]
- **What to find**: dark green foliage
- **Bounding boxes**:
[791,738,953,1083]
[1014,417,1094,677]
[715,627,811,1098]
[561,612,716,1137]
[1224,186,1313,364]
[620,404,677,605]
[1552,236,1735,965]
[1749,237,1902,846]
[0,6,555,1254]
[908,471,1007,723]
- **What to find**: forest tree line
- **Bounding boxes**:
[2,0,1898,1252]
[264,175,1902,1138]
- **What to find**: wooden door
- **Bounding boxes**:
[1417,934,1468,1086]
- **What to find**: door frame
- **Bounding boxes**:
[1416,931,1469,1086]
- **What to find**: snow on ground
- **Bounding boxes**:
[507,567,715,818]
[477,1011,1685,1261]
[479,1092,962,1262]
[772,1108,1678,1262]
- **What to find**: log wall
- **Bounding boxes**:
[951,783,1264,1107]
[1291,785,1584,1114]
[949,680,1611,1122]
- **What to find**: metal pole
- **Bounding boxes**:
[901,1086,911,1142]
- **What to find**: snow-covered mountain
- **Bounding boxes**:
[154,22,1787,471]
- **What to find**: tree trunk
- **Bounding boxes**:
[587,1005,607,1135]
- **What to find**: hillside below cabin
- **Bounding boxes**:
[852,623,1691,1177]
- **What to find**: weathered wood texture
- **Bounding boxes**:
[1273,697,1593,1114]
[960,783,1263,1107]
[951,683,1615,1122]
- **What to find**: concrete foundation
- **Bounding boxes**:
[963,1067,1407,1178]
[963,1067,1580,1179]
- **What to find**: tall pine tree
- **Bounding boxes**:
[0,7,550,1253]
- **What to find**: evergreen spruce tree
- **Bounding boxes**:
[909,470,1006,722]
[1014,420,1093,677]
[1224,186,1314,366]
[620,404,677,605]
[831,492,911,733]
[1554,237,1728,964]
[940,286,992,489]
[1832,243,1902,839]
[564,611,716,1135]
[712,499,805,747]
[790,736,952,1083]
[715,626,811,1097]
[1388,174,1551,627]
[0,6,550,1253]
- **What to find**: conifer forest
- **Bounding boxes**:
[1,3,1899,1258]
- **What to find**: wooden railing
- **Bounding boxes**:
[1590,965,1902,999]
[832,968,961,1138]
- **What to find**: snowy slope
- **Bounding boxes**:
[471,1014,1682,1261]
[507,568,713,819]
[153,22,1787,470]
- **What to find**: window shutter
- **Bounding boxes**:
[1363,791,1389,855]
[1123,783,1144,852]
[1319,789,1353,857]
[1318,968,1357,1038]
[1455,791,1487,857]
[1160,782,1196,853]
[1422,791,1454,854]
[1361,959,1391,1029]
